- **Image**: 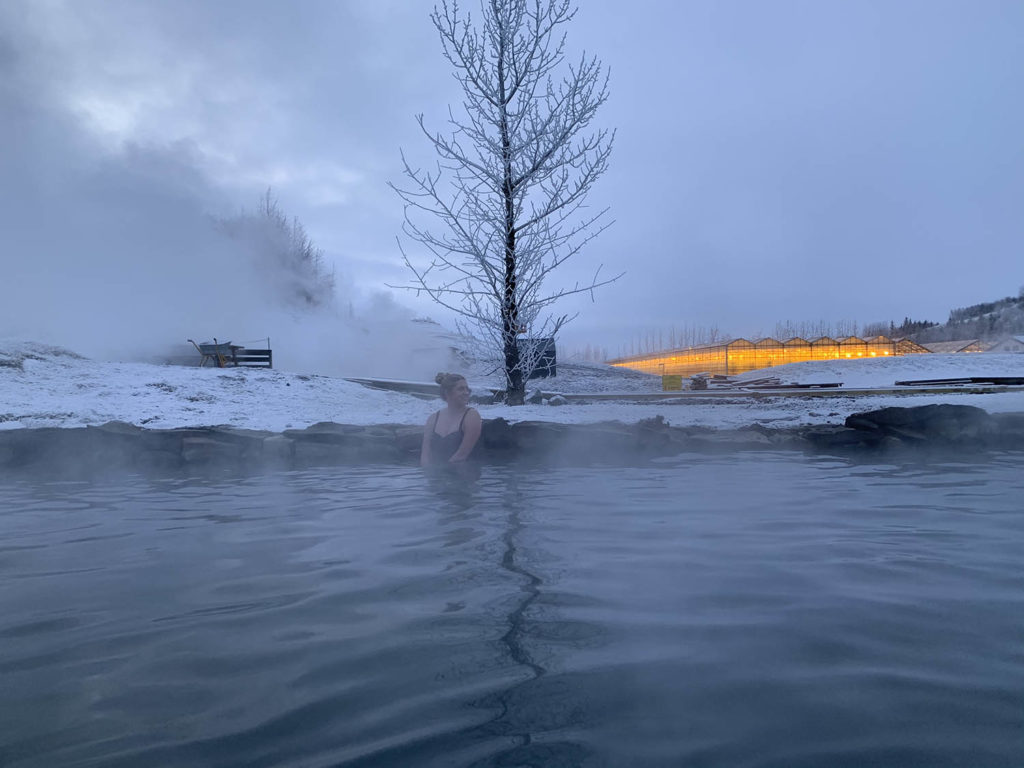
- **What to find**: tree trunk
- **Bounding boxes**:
[504,331,524,404]
[499,46,525,405]
[502,176,523,403]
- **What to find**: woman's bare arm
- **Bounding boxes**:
[450,409,482,462]
[420,412,437,467]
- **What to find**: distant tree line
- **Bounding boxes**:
[871,293,1024,343]
[565,344,611,363]
[768,305,1024,345]
[947,295,1023,325]
[217,190,336,309]
[617,324,729,358]
[859,317,939,338]
[912,296,1024,342]
[770,319,865,340]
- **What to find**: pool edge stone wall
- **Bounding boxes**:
[0,405,1022,478]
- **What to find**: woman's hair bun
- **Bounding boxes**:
[435,372,466,398]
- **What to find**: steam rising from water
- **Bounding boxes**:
[0,22,445,379]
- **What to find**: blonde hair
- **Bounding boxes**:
[435,372,466,400]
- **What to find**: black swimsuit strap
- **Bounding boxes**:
[434,409,469,436]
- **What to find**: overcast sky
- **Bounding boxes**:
[2,0,1022,357]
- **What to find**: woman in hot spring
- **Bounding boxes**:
[420,372,482,466]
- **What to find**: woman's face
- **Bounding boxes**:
[444,379,471,406]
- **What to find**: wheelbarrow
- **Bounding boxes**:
[187,338,238,368]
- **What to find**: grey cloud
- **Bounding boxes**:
[3,0,1023,358]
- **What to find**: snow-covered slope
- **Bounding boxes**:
[0,343,421,432]
[736,353,1024,388]
[2,342,1024,432]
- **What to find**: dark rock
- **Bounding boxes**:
[580,423,640,461]
[509,420,571,454]
[683,429,775,452]
[292,440,352,467]
[989,412,1024,450]
[294,440,391,466]
[0,433,14,467]
[635,416,673,454]
[765,429,812,449]
[802,426,887,452]
[845,404,995,444]
[283,422,401,464]
[481,417,516,452]
[136,428,193,453]
[134,449,185,473]
[181,436,244,469]
[1,426,133,477]
[284,422,369,442]
[2,404,1022,479]
[995,412,1024,430]
[637,415,668,429]
[395,426,423,458]
[262,436,294,467]
[351,432,404,463]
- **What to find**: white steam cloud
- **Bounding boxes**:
[0,23,451,381]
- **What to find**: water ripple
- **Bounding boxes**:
[1,457,1023,767]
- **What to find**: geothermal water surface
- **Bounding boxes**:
[2,454,1023,767]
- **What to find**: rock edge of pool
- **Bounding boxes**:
[2,404,1023,478]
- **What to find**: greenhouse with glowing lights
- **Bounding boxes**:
[607,335,930,377]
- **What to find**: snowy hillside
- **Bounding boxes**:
[2,341,1024,432]
[735,353,1024,388]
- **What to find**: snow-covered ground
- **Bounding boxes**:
[2,341,1024,432]
[734,353,1024,389]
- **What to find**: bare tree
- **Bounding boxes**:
[218,189,335,308]
[392,0,617,403]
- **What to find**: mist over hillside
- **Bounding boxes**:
[875,290,1024,343]
[0,52,452,380]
